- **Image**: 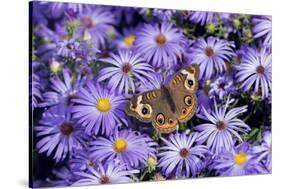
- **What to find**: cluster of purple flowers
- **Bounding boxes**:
[30,1,272,187]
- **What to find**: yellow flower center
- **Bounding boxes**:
[234,152,248,166]
[96,98,111,112]
[124,34,135,46]
[114,138,127,153]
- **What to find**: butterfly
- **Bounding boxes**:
[125,64,199,133]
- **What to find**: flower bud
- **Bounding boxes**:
[146,156,157,173]
[206,23,216,34]
[50,60,62,74]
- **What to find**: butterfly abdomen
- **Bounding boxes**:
[160,85,176,113]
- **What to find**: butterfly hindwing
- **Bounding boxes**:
[126,87,178,133]
[170,88,197,123]
[151,85,178,133]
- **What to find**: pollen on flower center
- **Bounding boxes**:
[256,65,265,75]
[124,34,135,46]
[100,176,110,184]
[60,123,74,136]
[234,152,248,166]
[216,121,226,130]
[96,98,111,112]
[121,63,132,74]
[205,47,214,57]
[83,16,94,28]
[114,138,128,153]
[179,148,190,158]
[155,33,167,45]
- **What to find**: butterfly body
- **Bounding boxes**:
[126,64,199,133]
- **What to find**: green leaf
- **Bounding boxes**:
[245,128,259,140]
[257,130,262,143]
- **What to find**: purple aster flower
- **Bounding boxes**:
[39,1,90,19]
[137,58,188,92]
[31,61,50,90]
[69,148,95,172]
[212,142,266,176]
[35,23,67,61]
[89,129,157,169]
[42,2,66,19]
[35,24,59,61]
[48,166,77,187]
[181,38,196,64]
[73,161,137,186]
[77,7,115,49]
[197,89,212,115]
[235,47,272,99]
[39,69,86,108]
[98,50,155,94]
[111,7,137,24]
[191,37,235,79]
[234,44,258,64]
[35,105,85,162]
[31,73,42,109]
[252,131,272,172]
[252,16,272,47]
[188,11,214,26]
[75,41,100,64]
[152,9,176,22]
[138,72,165,92]
[135,23,186,68]
[32,2,48,25]
[195,97,250,154]
[209,74,236,100]
[158,132,208,178]
[71,82,128,135]
[57,39,81,59]
[56,39,99,65]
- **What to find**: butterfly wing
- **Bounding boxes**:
[126,87,178,133]
[168,64,200,122]
[126,89,161,123]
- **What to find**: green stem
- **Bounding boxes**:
[140,169,149,181]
